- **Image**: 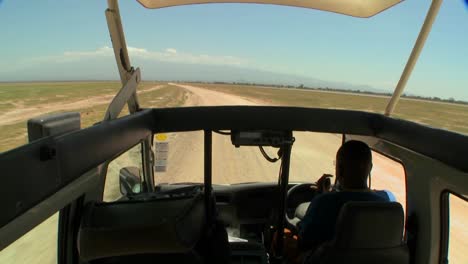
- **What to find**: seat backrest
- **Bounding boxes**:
[78,194,206,262]
[306,202,409,264]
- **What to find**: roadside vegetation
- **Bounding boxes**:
[204,81,468,106]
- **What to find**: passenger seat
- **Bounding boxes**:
[304,202,409,264]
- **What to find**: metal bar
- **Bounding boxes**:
[142,136,155,192]
[106,0,139,114]
[385,0,443,116]
[274,135,293,259]
[204,130,213,224]
[107,0,131,73]
[439,192,450,264]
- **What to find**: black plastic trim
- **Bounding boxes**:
[150,106,468,173]
[439,191,450,264]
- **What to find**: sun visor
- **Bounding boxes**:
[137,0,403,18]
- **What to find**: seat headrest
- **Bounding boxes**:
[78,194,206,261]
[333,202,404,249]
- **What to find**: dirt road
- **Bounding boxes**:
[157,83,342,185]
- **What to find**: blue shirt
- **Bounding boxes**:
[297,191,389,249]
[376,190,397,201]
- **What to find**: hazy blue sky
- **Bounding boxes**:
[0,0,467,100]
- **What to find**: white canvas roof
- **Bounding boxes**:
[137,0,403,18]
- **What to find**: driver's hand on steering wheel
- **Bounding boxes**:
[316,174,333,193]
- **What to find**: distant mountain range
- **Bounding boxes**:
[0,57,389,94]
[137,61,389,94]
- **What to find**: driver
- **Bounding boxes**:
[297,140,390,251]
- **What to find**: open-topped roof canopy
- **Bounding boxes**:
[105,0,442,116]
[137,0,403,18]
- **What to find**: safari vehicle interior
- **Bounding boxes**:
[0,0,467,264]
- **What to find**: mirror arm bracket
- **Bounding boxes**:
[103,68,141,121]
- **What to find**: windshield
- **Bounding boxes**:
[154,131,341,185]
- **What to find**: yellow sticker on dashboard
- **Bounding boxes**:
[155,133,168,141]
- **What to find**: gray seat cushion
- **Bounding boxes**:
[306,202,409,264]
[333,201,404,249]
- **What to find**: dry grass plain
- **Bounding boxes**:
[185,83,468,135]
[0,82,188,152]
[0,82,466,263]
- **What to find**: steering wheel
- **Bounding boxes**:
[285,174,333,233]
[285,183,314,233]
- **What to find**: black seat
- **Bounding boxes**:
[305,202,409,264]
[230,241,268,264]
[78,194,230,264]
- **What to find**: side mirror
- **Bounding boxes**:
[119,167,142,195]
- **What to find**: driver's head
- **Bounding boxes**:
[335,140,372,190]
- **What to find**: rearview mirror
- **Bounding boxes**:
[119,167,141,195]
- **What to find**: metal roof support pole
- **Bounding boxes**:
[384,0,443,116]
[105,0,140,115]
[104,0,154,193]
